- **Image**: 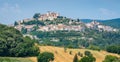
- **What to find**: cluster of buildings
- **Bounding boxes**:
[14,25,35,32]
[86,21,118,32]
[17,11,60,25]
[38,11,59,20]
[14,12,118,33]
[15,20,118,33]
[38,24,85,31]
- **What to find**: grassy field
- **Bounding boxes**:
[39,46,120,62]
[0,57,37,62]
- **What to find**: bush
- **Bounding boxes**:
[37,52,54,62]
[103,55,120,62]
[73,54,78,62]
[84,51,92,56]
[78,52,83,57]
[79,55,96,62]
[106,45,120,54]
[69,51,72,55]
[88,45,101,51]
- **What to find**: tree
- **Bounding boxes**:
[79,50,95,62]
[78,52,83,57]
[88,45,101,51]
[33,13,40,20]
[0,24,39,57]
[14,21,18,26]
[69,51,72,55]
[21,27,27,34]
[73,54,78,62]
[38,52,54,62]
[103,55,120,62]
[106,45,120,54]
[84,51,92,56]
[77,18,80,22]
[79,56,96,62]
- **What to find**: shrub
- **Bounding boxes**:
[73,54,78,62]
[79,55,96,62]
[103,55,120,62]
[37,52,54,62]
[84,51,92,56]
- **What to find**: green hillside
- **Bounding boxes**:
[81,18,120,29]
[101,18,120,28]
[0,57,33,62]
[0,24,39,57]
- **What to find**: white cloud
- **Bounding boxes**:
[99,8,116,16]
[0,3,21,13]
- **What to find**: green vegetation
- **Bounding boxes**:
[88,45,101,51]
[23,20,45,26]
[30,29,120,51]
[73,54,78,62]
[37,52,54,62]
[106,45,120,54]
[79,56,96,62]
[14,21,19,26]
[101,18,120,28]
[78,52,83,57]
[33,13,40,20]
[0,24,39,57]
[21,27,27,34]
[84,51,92,57]
[0,57,33,62]
[81,18,120,28]
[79,51,96,62]
[103,55,120,62]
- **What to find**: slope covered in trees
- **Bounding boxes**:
[101,18,120,28]
[0,24,39,57]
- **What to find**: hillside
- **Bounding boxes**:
[39,46,120,62]
[101,18,120,28]
[0,46,119,62]
[81,18,120,28]
[0,57,37,62]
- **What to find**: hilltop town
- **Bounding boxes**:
[14,11,118,33]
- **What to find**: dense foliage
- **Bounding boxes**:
[37,52,54,62]
[31,29,120,50]
[0,24,39,57]
[103,55,120,62]
[106,45,120,54]
[101,18,120,28]
[79,51,96,62]
[23,20,45,26]
[79,56,96,62]
[73,54,78,62]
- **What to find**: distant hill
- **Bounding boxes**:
[81,18,120,28]
[80,19,103,23]
[101,18,120,28]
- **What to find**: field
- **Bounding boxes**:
[0,46,119,62]
[0,57,37,62]
[40,46,120,62]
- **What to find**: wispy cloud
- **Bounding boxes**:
[0,3,21,13]
[99,8,116,16]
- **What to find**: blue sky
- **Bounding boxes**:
[0,0,120,24]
